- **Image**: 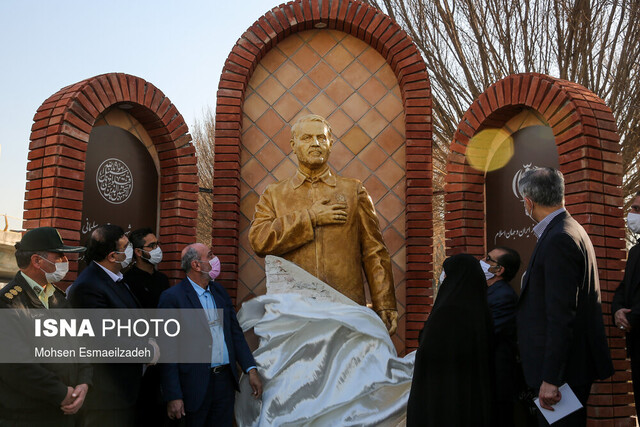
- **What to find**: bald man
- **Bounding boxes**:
[158,244,261,426]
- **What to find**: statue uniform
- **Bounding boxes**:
[249,168,396,312]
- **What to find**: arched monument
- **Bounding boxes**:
[445,73,629,425]
[24,73,198,285]
[211,0,433,355]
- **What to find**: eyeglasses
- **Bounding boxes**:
[143,242,160,250]
[485,255,501,267]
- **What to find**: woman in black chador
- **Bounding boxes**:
[407,253,494,426]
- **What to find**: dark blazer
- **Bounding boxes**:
[612,243,640,329]
[0,272,92,425]
[488,280,518,336]
[517,211,613,389]
[488,279,518,402]
[157,278,256,412]
[66,262,142,410]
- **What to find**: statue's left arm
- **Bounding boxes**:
[357,184,397,316]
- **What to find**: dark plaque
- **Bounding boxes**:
[485,124,559,292]
[80,125,158,247]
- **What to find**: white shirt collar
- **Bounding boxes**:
[93,261,123,282]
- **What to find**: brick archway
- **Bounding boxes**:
[445,72,629,423]
[25,73,198,284]
[212,0,432,350]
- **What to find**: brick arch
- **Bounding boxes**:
[25,72,198,284]
[445,72,628,423]
[213,0,432,350]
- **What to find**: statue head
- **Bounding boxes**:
[290,114,334,171]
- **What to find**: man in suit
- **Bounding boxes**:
[0,227,91,426]
[158,243,262,426]
[517,167,613,426]
[612,191,640,413]
[67,224,153,427]
[483,246,520,427]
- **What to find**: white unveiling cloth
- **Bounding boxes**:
[235,256,414,426]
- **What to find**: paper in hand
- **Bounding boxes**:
[534,383,583,424]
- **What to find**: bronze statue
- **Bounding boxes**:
[249,114,398,335]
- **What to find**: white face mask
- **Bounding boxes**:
[479,260,495,281]
[39,257,69,283]
[146,247,163,265]
[116,244,134,268]
[523,198,537,224]
[628,212,640,234]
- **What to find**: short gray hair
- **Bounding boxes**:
[518,167,564,207]
[291,114,333,140]
[181,246,200,272]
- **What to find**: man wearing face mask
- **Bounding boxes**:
[123,227,170,426]
[67,224,149,427]
[0,227,91,426]
[612,191,640,414]
[124,228,169,309]
[517,167,613,426]
[158,243,262,426]
[481,247,520,427]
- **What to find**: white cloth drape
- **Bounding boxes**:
[234,256,414,427]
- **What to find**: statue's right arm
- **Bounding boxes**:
[249,188,316,257]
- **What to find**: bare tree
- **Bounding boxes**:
[368,0,640,251]
[191,108,216,245]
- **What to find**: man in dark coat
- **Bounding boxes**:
[124,227,170,426]
[517,167,613,426]
[124,227,169,309]
[0,227,91,426]
[483,246,520,427]
[612,191,640,413]
[158,243,262,426]
[67,224,154,427]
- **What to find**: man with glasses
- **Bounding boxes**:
[67,224,147,427]
[124,227,170,426]
[124,227,169,309]
[481,247,520,427]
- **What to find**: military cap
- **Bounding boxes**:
[15,227,85,253]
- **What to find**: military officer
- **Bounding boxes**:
[0,227,91,426]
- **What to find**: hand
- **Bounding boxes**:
[379,309,398,335]
[167,399,185,420]
[310,199,348,226]
[538,381,561,410]
[615,308,632,331]
[61,384,88,415]
[60,386,75,407]
[248,368,263,399]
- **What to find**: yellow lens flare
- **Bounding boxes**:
[466,128,514,173]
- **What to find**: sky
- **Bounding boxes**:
[0,0,275,231]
